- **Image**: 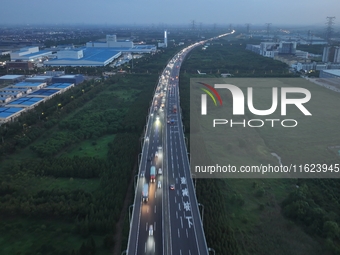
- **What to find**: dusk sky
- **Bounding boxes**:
[0,0,339,27]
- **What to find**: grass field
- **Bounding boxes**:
[222,178,332,255]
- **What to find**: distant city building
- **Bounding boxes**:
[278,42,297,55]
[158,30,168,48]
[322,46,340,63]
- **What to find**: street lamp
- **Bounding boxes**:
[134,175,138,191]
[208,248,215,255]
[198,203,204,226]
[138,153,142,166]
[128,205,134,224]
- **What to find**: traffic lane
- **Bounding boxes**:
[128,113,155,254]
[138,185,157,255]
[167,132,199,255]
[176,112,208,255]
[136,111,163,255]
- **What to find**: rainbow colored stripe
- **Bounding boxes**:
[198,82,223,106]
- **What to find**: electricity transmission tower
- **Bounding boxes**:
[326,16,335,44]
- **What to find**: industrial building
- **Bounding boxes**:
[12,81,47,90]
[45,83,74,92]
[319,69,340,79]
[322,46,340,63]
[158,30,168,48]
[6,61,35,70]
[0,107,26,124]
[45,47,121,67]
[10,46,52,61]
[6,97,45,109]
[52,75,84,85]
[25,76,53,83]
[27,89,62,98]
[86,35,134,48]
[0,75,25,85]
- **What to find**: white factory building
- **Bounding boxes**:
[86,35,134,48]
[10,46,52,61]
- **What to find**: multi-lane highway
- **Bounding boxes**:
[126,31,235,255]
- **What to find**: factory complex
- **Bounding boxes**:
[6,33,164,67]
[0,74,84,124]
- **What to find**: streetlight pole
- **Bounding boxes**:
[134,174,138,190]
[198,203,204,226]
[208,248,215,255]
[128,205,134,224]
[138,153,142,166]
[192,173,196,190]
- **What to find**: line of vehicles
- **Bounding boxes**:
[142,147,163,202]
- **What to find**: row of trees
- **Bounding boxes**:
[282,179,340,254]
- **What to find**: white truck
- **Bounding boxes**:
[142,183,149,202]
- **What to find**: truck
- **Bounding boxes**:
[173,105,177,113]
[150,166,156,182]
[142,183,149,202]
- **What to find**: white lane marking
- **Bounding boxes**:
[172,172,174,178]
[176,211,178,219]
[155,191,157,199]
[145,242,146,253]
[154,221,156,231]
[178,203,181,211]
[189,249,191,255]
[176,178,178,184]
[180,216,183,228]
[175,196,177,203]
[180,249,182,255]
[146,222,148,231]
[178,228,180,238]
[147,207,149,213]
[154,205,156,213]
[186,229,189,238]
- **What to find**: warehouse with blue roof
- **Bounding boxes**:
[7,97,45,109]
[12,82,47,90]
[45,47,121,67]
[0,107,26,124]
[46,83,74,92]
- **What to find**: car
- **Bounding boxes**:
[151,113,153,117]
[147,157,151,162]
[140,170,145,177]
[145,136,149,142]
[149,225,153,236]
[157,181,162,189]
[158,168,162,175]
[170,184,175,190]
[155,151,159,158]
